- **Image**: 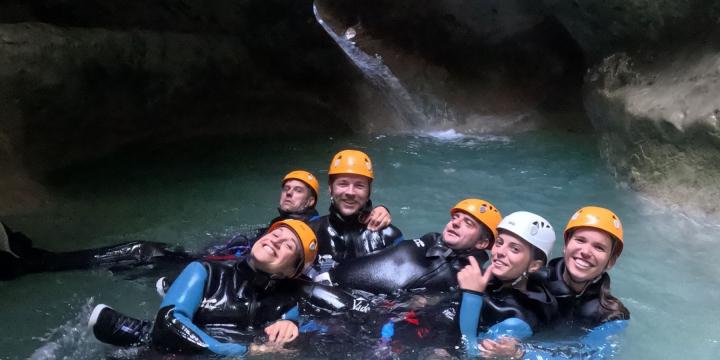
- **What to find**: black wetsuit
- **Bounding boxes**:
[329,232,488,295]
[309,201,403,274]
[467,275,557,333]
[295,232,489,357]
[458,273,557,357]
[545,257,630,329]
[0,207,319,280]
[151,260,303,353]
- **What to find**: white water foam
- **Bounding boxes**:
[423,128,511,143]
[28,298,104,360]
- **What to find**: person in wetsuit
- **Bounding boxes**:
[480,206,630,359]
[308,149,402,275]
[320,198,501,294]
[0,169,390,280]
[89,219,319,357]
[457,211,558,358]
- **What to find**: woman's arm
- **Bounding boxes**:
[479,319,628,359]
[152,261,249,356]
[521,320,628,360]
[459,292,534,356]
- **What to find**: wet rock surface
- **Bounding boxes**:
[315,0,589,133]
[1,0,719,217]
[585,48,720,217]
[0,0,360,214]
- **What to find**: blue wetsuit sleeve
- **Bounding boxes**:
[281,304,300,323]
[480,318,533,341]
[160,261,249,356]
[460,292,534,357]
[522,320,628,360]
[459,291,483,356]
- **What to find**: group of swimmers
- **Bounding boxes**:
[0,149,629,359]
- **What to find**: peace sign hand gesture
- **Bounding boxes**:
[457,256,493,293]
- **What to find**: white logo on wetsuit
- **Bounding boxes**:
[413,239,425,248]
[442,307,456,320]
[318,255,337,273]
[352,298,370,313]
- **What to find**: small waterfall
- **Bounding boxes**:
[312,3,544,136]
[313,4,433,131]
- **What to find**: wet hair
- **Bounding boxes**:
[532,247,547,265]
[598,275,631,321]
[478,222,494,248]
[290,255,304,278]
[289,235,306,278]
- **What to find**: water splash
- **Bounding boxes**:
[423,129,510,143]
[28,298,103,360]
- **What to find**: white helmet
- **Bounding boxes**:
[496,211,556,262]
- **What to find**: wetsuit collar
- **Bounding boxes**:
[425,240,454,259]
[425,233,490,271]
[243,258,284,290]
[428,233,487,261]
[548,257,604,298]
[270,207,319,224]
[328,199,373,228]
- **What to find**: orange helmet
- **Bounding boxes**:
[328,149,374,180]
[450,198,502,242]
[268,219,318,277]
[564,206,623,258]
[282,170,320,198]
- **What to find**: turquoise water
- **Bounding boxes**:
[1,131,719,359]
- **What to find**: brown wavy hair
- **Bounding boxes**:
[598,272,630,321]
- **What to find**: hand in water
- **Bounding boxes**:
[457,257,493,293]
[264,319,299,344]
[364,206,392,231]
[479,336,523,359]
[249,342,298,355]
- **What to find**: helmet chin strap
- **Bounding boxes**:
[511,271,528,287]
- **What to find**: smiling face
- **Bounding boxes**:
[491,230,535,281]
[563,227,614,289]
[279,179,316,213]
[250,225,302,277]
[329,174,371,217]
[442,211,489,251]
